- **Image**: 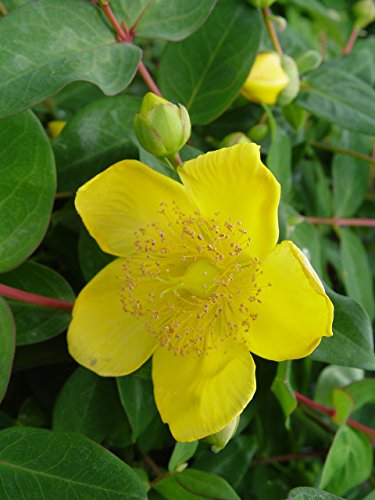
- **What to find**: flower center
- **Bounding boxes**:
[120,202,268,356]
[163,258,220,299]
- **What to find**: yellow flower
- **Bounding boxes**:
[67,144,333,442]
[241,52,289,105]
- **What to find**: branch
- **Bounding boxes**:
[304,217,375,227]
[311,141,375,164]
[342,27,361,56]
[0,284,74,311]
[295,392,375,439]
[262,7,283,55]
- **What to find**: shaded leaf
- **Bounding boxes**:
[0,0,141,118]
[0,111,55,272]
[0,427,146,499]
[0,298,15,404]
[0,261,74,345]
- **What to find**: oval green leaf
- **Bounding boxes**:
[0,111,55,273]
[0,0,141,118]
[112,0,217,41]
[0,261,75,345]
[55,95,140,192]
[311,289,375,370]
[53,367,131,446]
[0,298,15,404]
[298,65,375,135]
[158,0,261,124]
[0,427,146,499]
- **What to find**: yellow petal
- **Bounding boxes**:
[67,259,158,376]
[247,241,333,361]
[241,52,289,105]
[76,160,191,257]
[152,341,256,442]
[178,144,280,257]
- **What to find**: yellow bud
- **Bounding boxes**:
[134,92,191,157]
[203,416,240,453]
[47,120,66,139]
[220,132,252,148]
[241,52,290,105]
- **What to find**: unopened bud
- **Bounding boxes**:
[277,55,300,106]
[47,120,67,139]
[295,50,323,74]
[220,132,251,148]
[353,0,375,28]
[247,123,269,142]
[134,92,191,157]
[203,416,240,453]
[241,52,289,105]
[247,0,277,7]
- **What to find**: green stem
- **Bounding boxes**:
[311,141,375,164]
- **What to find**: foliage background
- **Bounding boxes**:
[0,0,374,498]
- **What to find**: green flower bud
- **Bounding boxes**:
[353,0,375,28]
[295,50,323,74]
[134,92,191,157]
[247,123,269,142]
[278,55,300,106]
[220,132,252,148]
[247,0,277,7]
[203,416,240,453]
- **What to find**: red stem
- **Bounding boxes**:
[295,392,375,439]
[342,27,361,56]
[252,448,327,465]
[262,7,283,55]
[100,2,162,95]
[138,61,162,96]
[305,217,375,227]
[0,284,74,311]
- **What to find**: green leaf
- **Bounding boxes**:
[0,427,146,499]
[298,65,375,134]
[272,361,297,427]
[286,214,323,275]
[168,442,198,472]
[332,132,371,218]
[314,365,364,407]
[320,424,373,496]
[158,0,261,124]
[344,379,375,410]
[0,261,74,345]
[331,388,354,424]
[288,487,344,499]
[265,108,292,197]
[117,372,158,442]
[0,298,15,404]
[55,95,140,192]
[154,469,240,500]
[53,367,131,445]
[339,228,375,319]
[112,0,217,41]
[311,289,375,370]
[0,111,55,272]
[78,227,114,282]
[0,0,141,118]
[193,435,257,490]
